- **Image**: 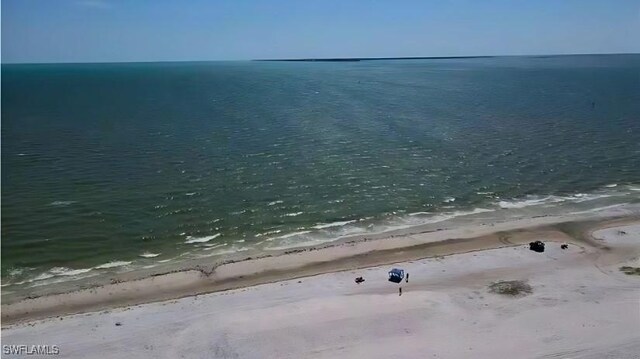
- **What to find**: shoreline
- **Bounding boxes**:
[3,187,638,301]
[2,212,638,326]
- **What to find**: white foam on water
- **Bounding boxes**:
[408,212,430,216]
[402,208,495,228]
[205,247,250,256]
[268,230,312,241]
[5,262,136,288]
[49,267,93,276]
[268,200,284,206]
[605,183,618,188]
[139,252,161,258]
[571,193,613,203]
[498,196,559,209]
[496,190,623,210]
[94,261,132,269]
[49,201,76,207]
[443,197,456,203]
[32,273,55,281]
[203,241,227,247]
[8,268,24,276]
[255,229,282,237]
[263,208,493,251]
[28,272,98,288]
[7,271,55,286]
[407,207,493,220]
[7,267,29,277]
[203,243,228,250]
[312,220,357,230]
[184,233,221,244]
[283,212,303,217]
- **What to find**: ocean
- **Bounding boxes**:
[2,54,640,297]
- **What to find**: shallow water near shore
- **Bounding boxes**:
[2,54,640,296]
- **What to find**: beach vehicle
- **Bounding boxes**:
[529,241,545,253]
[388,268,405,283]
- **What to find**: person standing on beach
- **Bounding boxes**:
[399,287,402,296]
[406,273,409,283]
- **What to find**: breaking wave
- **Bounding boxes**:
[312,220,357,230]
[95,261,132,269]
[184,233,221,244]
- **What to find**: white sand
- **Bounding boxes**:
[2,224,639,358]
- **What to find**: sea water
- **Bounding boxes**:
[2,54,640,294]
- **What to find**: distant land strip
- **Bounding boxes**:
[253,53,639,62]
[253,56,496,62]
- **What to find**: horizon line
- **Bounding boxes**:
[2,52,638,66]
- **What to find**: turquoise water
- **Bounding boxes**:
[2,55,640,291]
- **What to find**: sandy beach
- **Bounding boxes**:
[2,216,639,358]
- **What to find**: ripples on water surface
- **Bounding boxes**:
[2,55,640,292]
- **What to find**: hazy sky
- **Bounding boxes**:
[2,0,639,63]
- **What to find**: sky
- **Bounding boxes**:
[2,0,639,63]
